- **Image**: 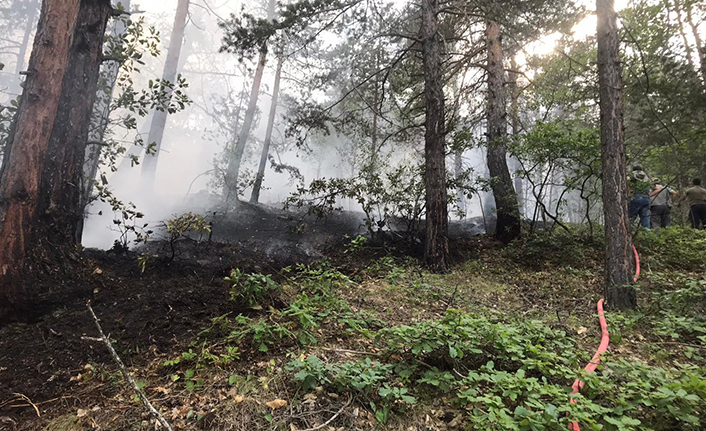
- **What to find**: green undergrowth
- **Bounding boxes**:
[154,229,705,430]
[287,310,706,430]
[634,227,706,271]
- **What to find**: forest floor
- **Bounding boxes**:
[1,217,705,431]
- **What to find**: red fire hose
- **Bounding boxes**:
[632,245,640,282]
[568,299,609,431]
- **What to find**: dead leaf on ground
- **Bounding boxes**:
[266,399,287,409]
[577,326,588,334]
[234,395,244,404]
[76,409,88,418]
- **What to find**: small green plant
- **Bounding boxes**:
[162,212,211,261]
[366,256,405,284]
[100,189,151,252]
[286,355,330,391]
[136,253,155,274]
[226,269,282,307]
[230,315,294,352]
[345,234,367,253]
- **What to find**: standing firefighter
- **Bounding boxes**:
[649,178,675,228]
[685,178,706,229]
[628,166,652,229]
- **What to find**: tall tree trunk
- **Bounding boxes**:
[223,47,267,202]
[597,0,636,309]
[14,0,39,76]
[223,0,275,202]
[140,0,190,190]
[674,0,697,72]
[421,0,449,272]
[508,56,524,216]
[250,56,283,203]
[78,0,130,242]
[685,1,706,85]
[370,49,381,172]
[486,19,521,243]
[454,149,465,218]
[0,0,112,321]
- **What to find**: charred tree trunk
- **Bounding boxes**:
[140,0,190,190]
[250,56,283,204]
[486,19,521,243]
[78,0,131,242]
[0,0,112,321]
[223,0,275,202]
[597,0,636,309]
[421,0,449,272]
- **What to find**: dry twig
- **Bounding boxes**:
[298,396,351,431]
[320,347,381,356]
[84,302,173,431]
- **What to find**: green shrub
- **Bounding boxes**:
[226,268,282,307]
[635,227,706,271]
[502,228,601,270]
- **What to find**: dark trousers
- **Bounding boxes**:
[690,204,706,229]
[650,205,671,228]
[629,194,651,228]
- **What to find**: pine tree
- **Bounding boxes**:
[0,0,113,321]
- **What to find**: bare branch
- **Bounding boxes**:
[85,302,174,431]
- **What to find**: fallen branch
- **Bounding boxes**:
[299,396,351,431]
[320,347,381,356]
[0,393,40,417]
[85,302,173,431]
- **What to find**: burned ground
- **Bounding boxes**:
[1,211,704,431]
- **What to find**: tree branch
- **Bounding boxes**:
[84,302,173,431]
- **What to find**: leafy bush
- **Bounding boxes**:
[635,227,706,271]
[502,228,601,270]
[226,269,282,307]
[376,310,580,376]
[284,162,427,239]
[286,355,330,391]
[228,315,294,353]
[162,212,211,261]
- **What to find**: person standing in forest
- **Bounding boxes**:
[649,178,675,228]
[685,178,706,229]
[628,166,652,228]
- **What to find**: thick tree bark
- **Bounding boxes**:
[421,0,449,272]
[140,0,190,190]
[597,0,636,309]
[78,0,131,241]
[486,19,521,243]
[250,56,283,203]
[0,0,112,321]
[223,0,275,202]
